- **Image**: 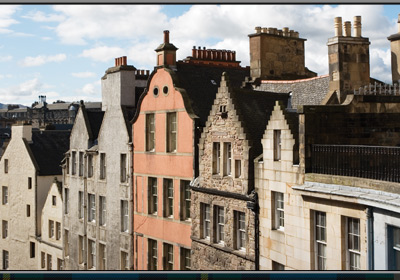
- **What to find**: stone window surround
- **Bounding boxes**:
[210,138,242,179]
[272,191,284,231]
[2,186,8,205]
[88,239,96,269]
[87,154,94,178]
[71,151,76,175]
[99,196,106,227]
[121,250,129,270]
[214,205,225,245]
[88,193,96,223]
[121,200,129,232]
[99,153,106,180]
[2,220,8,239]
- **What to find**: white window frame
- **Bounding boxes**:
[212,142,221,174]
[163,243,173,270]
[99,196,106,226]
[87,154,93,178]
[88,194,96,223]
[223,142,232,176]
[274,130,281,161]
[146,113,155,152]
[148,239,157,270]
[79,151,84,176]
[78,191,84,219]
[99,243,106,270]
[235,211,246,251]
[347,217,361,270]
[56,222,61,240]
[121,200,128,232]
[121,251,129,270]
[166,112,177,153]
[148,177,157,215]
[180,247,191,270]
[215,206,225,244]
[201,203,210,240]
[88,239,96,269]
[273,192,284,230]
[100,153,106,180]
[180,180,191,221]
[163,179,173,218]
[71,151,76,175]
[49,220,54,238]
[315,211,327,270]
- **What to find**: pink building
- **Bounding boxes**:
[131,31,249,270]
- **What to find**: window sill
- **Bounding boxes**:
[272,228,285,233]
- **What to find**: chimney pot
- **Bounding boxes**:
[334,17,343,37]
[283,27,289,36]
[255,26,261,33]
[163,30,170,43]
[122,56,127,65]
[115,58,118,67]
[344,21,351,37]
[262,28,268,33]
[354,16,361,37]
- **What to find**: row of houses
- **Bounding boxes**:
[1,15,400,271]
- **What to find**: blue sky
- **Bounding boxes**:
[0,4,399,106]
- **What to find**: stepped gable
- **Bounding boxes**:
[174,61,249,126]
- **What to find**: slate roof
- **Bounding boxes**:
[85,110,104,141]
[230,86,290,158]
[173,62,250,126]
[28,130,71,176]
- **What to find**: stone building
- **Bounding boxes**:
[190,72,289,270]
[37,179,64,270]
[131,31,250,271]
[63,56,148,270]
[0,124,70,270]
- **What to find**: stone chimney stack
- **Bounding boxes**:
[12,124,32,142]
[102,56,137,111]
[387,14,400,84]
[326,15,370,104]
[155,30,178,68]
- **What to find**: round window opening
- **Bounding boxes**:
[153,87,159,97]
[163,86,169,95]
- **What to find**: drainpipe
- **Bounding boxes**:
[247,190,259,270]
[367,207,374,270]
[128,141,134,270]
[83,156,88,270]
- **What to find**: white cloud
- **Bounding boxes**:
[20,53,67,67]
[22,10,65,22]
[71,71,96,78]
[0,5,20,34]
[0,74,12,79]
[0,55,12,62]
[76,80,101,96]
[52,5,168,45]
[80,46,125,62]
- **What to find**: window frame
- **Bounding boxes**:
[56,222,61,240]
[4,159,8,174]
[100,153,106,180]
[120,154,127,183]
[99,243,106,270]
[346,217,361,270]
[88,193,96,223]
[87,154,93,178]
[99,196,106,226]
[148,239,157,270]
[273,191,284,230]
[215,206,225,244]
[180,247,191,270]
[315,211,327,270]
[78,191,84,219]
[201,203,211,240]
[274,130,281,161]
[64,188,69,215]
[163,243,174,270]
[49,220,54,238]
[166,112,177,153]
[223,142,232,176]
[212,142,221,175]
[79,151,84,176]
[71,151,76,175]
[146,113,155,152]
[121,251,129,270]
[2,220,8,239]
[148,177,158,215]
[2,186,8,205]
[235,211,246,251]
[163,178,173,218]
[180,180,191,221]
[88,239,96,269]
[3,250,8,270]
[121,200,129,232]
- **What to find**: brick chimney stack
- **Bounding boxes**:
[115,56,127,67]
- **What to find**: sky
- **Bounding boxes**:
[0,4,399,106]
